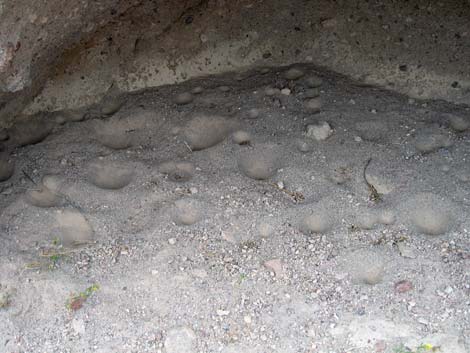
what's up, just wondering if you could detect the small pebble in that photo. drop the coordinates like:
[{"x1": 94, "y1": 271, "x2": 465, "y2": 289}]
[
  {"x1": 305, "y1": 121, "x2": 333, "y2": 141},
  {"x1": 394, "y1": 280, "x2": 413, "y2": 293}
]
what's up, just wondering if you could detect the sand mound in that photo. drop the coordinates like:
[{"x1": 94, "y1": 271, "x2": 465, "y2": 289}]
[
  {"x1": 448, "y1": 114, "x2": 469, "y2": 132},
  {"x1": 414, "y1": 131, "x2": 453, "y2": 153},
  {"x1": 95, "y1": 120, "x2": 133, "y2": 150},
  {"x1": 238, "y1": 146, "x2": 281, "y2": 180},
  {"x1": 346, "y1": 250, "x2": 385, "y2": 285},
  {"x1": 183, "y1": 114, "x2": 235, "y2": 150},
  {"x1": 300, "y1": 211, "x2": 333, "y2": 234},
  {"x1": 88, "y1": 161, "x2": 134, "y2": 189},
  {"x1": 172, "y1": 198, "x2": 203, "y2": 225},
  {"x1": 304, "y1": 97, "x2": 322, "y2": 112},
  {"x1": 25, "y1": 182, "x2": 62, "y2": 208},
  {"x1": 9, "y1": 120, "x2": 52, "y2": 147},
  {"x1": 405, "y1": 193, "x2": 456, "y2": 235}
]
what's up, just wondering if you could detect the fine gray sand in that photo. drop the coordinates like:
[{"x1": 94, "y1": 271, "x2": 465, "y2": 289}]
[{"x1": 0, "y1": 64, "x2": 469, "y2": 353}]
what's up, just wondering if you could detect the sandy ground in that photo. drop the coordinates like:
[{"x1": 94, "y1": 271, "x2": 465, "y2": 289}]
[{"x1": 0, "y1": 64, "x2": 469, "y2": 353}]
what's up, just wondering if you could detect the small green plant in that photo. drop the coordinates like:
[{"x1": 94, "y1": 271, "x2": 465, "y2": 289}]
[
  {"x1": 66, "y1": 284, "x2": 100, "y2": 311},
  {"x1": 417, "y1": 344, "x2": 440, "y2": 353},
  {"x1": 237, "y1": 273, "x2": 247, "y2": 284},
  {"x1": 47, "y1": 253, "x2": 64, "y2": 270},
  {"x1": 393, "y1": 343, "x2": 440, "y2": 353}
]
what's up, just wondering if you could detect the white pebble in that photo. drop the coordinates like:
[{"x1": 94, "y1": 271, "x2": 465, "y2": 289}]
[{"x1": 305, "y1": 121, "x2": 333, "y2": 141}]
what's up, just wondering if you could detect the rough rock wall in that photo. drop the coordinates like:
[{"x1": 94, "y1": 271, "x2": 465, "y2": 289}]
[
  {"x1": 1, "y1": 0, "x2": 470, "y2": 126},
  {"x1": 0, "y1": 0, "x2": 201, "y2": 127}
]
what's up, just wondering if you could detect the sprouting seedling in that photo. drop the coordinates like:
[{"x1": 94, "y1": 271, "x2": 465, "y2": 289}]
[{"x1": 66, "y1": 284, "x2": 100, "y2": 311}]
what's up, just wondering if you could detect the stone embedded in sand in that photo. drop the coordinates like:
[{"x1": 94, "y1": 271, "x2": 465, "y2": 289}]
[
  {"x1": 0, "y1": 157, "x2": 14, "y2": 182},
  {"x1": 264, "y1": 87, "x2": 280, "y2": 96},
  {"x1": 448, "y1": 114, "x2": 469, "y2": 132},
  {"x1": 182, "y1": 114, "x2": 235, "y2": 150},
  {"x1": 406, "y1": 193, "x2": 455, "y2": 235},
  {"x1": 259, "y1": 67, "x2": 270, "y2": 74},
  {"x1": 304, "y1": 97, "x2": 322, "y2": 112},
  {"x1": 306, "y1": 121, "x2": 333, "y2": 141},
  {"x1": 284, "y1": 67, "x2": 305, "y2": 80},
  {"x1": 174, "y1": 92, "x2": 194, "y2": 105},
  {"x1": 172, "y1": 198, "x2": 203, "y2": 226},
  {"x1": 414, "y1": 131, "x2": 453, "y2": 153},
  {"x1": 305, "y1": 75, "x2": 323, "y2": 88},
  {"x1": 281, "y1": 88, "x2": 291, "y2": 95},
  {"x1": 355, "y1": 120, "x2": 388, "y2": 142},
  {"x1": 232, "y1": 130, "x2": 251, "y2": 145},
  {"x1": 88, "y1": 161, "x2": 134, "y2": 189},
  {"x1": 159, "y1": 161, "x2": 194, "y2": 182},
  {"x1": 304, "y1": 88, "x2": 320, "y2": 98},
  {"x1": 300, "y1": 212, "x2": 333, "y2": 234},
  {"x1": 56, "y1": 210, "x2": 93, "y2": 246},
  {"x1": 348, "y1": 250, "x2": 385, "y2": 285},
  {"x1": 238, "y1": 147, "x2": 280, "y2": 180},
  {"x1": 164, "y1": 326, "x2": 197, "y2": 353},
  {"x1": 218, "y1": 85, "x2": 231, "y2": 92},
  {"x1": 25, "y1": 182, "x2": 62, "y2": 208},
  {"x1": 247, "y1": 108, "x2": 260, "y2": 119},
  {"x1": 9, "y1": 121, "x2": 52, "y2": 147},
  {"x1": 191, "y1": 86, "x2": 204, "y2": 94}
]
